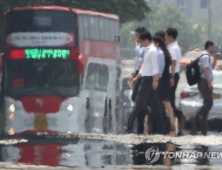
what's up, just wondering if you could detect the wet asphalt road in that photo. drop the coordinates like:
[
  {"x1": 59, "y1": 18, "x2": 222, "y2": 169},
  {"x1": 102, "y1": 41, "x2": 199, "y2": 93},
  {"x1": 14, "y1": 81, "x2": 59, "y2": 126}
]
[
  {"x1": 0, "y1": 62, "x2": 221, "y2": 169},
  {"x1": 1, "y1": 133, "x2": 222, "y2": 169}
]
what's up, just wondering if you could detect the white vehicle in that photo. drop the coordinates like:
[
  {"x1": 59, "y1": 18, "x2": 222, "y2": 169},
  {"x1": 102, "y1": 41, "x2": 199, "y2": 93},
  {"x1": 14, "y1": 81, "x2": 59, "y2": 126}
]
[{"x1": 179, "y1": 70, "x2": 222, "y2": 120}]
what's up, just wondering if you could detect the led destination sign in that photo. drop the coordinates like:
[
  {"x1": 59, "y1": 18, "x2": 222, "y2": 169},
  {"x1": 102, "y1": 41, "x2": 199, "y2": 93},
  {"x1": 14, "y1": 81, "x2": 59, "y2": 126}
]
[{"x1": 25, "y1": 49, "x2": 71, "y2": 59}]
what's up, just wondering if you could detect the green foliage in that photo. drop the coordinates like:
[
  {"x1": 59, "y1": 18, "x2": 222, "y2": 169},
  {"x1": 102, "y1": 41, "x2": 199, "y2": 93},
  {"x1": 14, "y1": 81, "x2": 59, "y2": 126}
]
[
  {"x1": 0, "y1": 0, "x2": 150, "y2": 23},
  {"x1": 120, "y1": 3, "x2": 206, "y2": 59}
]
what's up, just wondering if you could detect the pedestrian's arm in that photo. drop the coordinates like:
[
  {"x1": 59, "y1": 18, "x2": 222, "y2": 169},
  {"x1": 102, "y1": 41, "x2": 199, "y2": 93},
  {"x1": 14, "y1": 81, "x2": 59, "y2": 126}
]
[
  {"x1": 138, "y1": 47, "x2": 144, "y2": 58},
  {"x1": 138, "y1": 51, "x2": 146, "y2": 77},
  {"x1": 135, "y1": 73, "x2": 141, "y2": 80},
  {"x1": 212, "y1": 53, "x2": 221, "y2": 69},
  {"x1": 170, "y1": 48, "x2": 177, "y2": 76},
  {"x1": 131, "y1": 73, "x2": 141, "y2": 87},
  {"x1": 171, "y1": 60, "x2": 176, "y2": 77},
  {"x1": 150, "y1": 51, "x2": 160, "y2": 82},
  {"x1": 153, "y1": 74, "x2": 160, "y2": 83},
  {"x1": 212, "y1": 57, "x2": 217, "y2": 69}
]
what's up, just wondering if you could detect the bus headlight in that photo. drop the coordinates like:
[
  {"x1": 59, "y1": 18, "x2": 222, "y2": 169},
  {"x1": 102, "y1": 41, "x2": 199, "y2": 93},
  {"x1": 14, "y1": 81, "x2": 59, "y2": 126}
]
[
  {"x1": 67, "y1": 104, "x2": 74, "y2": 112},
  {"x1": 9, "y1": 104, "x2": 15, "y2": 112}
]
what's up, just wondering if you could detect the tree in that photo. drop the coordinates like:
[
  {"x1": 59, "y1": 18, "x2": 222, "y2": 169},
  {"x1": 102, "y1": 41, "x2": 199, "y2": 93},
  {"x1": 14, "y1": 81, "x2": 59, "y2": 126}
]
[
  {"x1": 152, "y1": 5, "x2": 203, "y2": 54},
  {"x1": 0, "y1": 0, "x2": 150, "y2": 23},
  {"x1": 120, "y1": 3, "x2": 205, "y2": 59}
]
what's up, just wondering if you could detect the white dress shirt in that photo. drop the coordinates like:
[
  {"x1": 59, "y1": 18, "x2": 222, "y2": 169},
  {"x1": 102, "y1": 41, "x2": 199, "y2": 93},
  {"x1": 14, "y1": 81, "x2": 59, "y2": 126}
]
[
  {"x1": 134, "y1": 44, "x2": 145, "y2": 73},
  {"x1": 199, "y1": 50, "x2": 213, "y2": 81},
  {"x1": 167, "y1": 41, "x2": 181, "y2": 73},
  {"x1": 157, "y1": 48, "x2": 165, "y2": 76},
  {"x1": 139, "y1": 44, "x2": 159, "y2": 76}
]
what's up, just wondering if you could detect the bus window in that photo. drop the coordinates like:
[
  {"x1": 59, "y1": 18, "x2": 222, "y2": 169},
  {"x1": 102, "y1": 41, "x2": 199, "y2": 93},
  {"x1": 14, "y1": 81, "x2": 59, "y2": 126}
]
[
  {"x1": 85, "y1": 63, "x2": 109, "y2": 91},
  {"x1": 108, "y1": 19, "x2": 113, "y2": 41},
  {"x1": 114, "y1": 21, "x2": 119, "y2": 37},
  {"x1": 104, "y1": 18, "x2": 110, "y2": 41},
  {"x1": 110, "y1": 19, "x2": 116, "y2": 42},
  {"x1": 6, "y1": 10, "x2": 76, "y2": 33},
  {"x1": 11, "y1": 66, "x2": 25, "y2": 88},
  {"x1": 94, "y1": 17, "x2": 100, "y2": 40},
  {"x1": 89, "y1": 16, "x2": 95, "y2": 40},
  {"x1": 83, "y1": 15, "x2": 89, "y2": 39},
  {"x1": 79, "y1": 15, "x2": 84, "y2": 42},
  {"x1": 99, "y1": 64, "x2": 109, "y2": 89},
  {"x1": 5, "y1": 60, "x2": 80, "y2": 97},
  {"x1": 99, "y1": 17, "x2": 105, "y2": 41},
  {"x1": 55, "y1": 64, "x2": 77, "y2": 87}
]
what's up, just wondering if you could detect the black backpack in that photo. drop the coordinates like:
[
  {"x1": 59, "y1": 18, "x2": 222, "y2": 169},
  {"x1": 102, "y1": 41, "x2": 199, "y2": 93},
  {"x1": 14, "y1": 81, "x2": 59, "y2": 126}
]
[{"x1": 185, "y1": 54, "x2": 210, "y2": 86}]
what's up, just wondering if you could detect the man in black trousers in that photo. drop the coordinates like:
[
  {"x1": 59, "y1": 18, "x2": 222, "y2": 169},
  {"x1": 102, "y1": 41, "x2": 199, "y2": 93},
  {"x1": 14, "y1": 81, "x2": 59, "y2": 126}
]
[
  {"x1": 165, "y1": 28, "x2": 185, "y2": 136},
  {"x1": 127, "y1": 31, "x2": 165, "y2": 134},
  {"x1": 130, "y1": 27, "x2": 152, "y2": 134}
]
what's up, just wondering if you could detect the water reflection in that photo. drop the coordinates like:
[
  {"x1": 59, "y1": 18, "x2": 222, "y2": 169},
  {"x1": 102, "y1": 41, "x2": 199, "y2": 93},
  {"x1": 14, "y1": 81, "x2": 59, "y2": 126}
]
[
  {"x1": 0, "y1": 137, "x2": 221, "y2": 168},
  {"x1": 0, "y1": 140, "x2": 132, "y2": 167}
]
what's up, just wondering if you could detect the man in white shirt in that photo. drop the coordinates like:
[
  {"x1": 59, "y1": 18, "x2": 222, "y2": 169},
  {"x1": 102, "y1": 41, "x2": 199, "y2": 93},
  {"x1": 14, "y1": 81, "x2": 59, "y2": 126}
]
[
  {"x1": 134, "y1": 27, "x2": 146, "y2": 75},
  {"x1": 131, "y1": 27, "x2": 147, "y2": 101},
  {"x1": 165, "y1": 27, "x2": 185, "y2": 136},
  {"x1": 191, "y1": 41, "x2": 220, "y2": 135},
  {"x1": 127, "y1": 31, "x2": 165, "y2": 134},
  {"x1": 130, "y1": 27, "x2": 151, "y2": 134}
]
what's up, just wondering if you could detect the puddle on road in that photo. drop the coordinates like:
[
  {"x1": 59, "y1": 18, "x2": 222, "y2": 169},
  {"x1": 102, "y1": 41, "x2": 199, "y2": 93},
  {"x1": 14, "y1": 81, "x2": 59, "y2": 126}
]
[{"x1": 0, "y1": 134, "x2": 222, "y2": 169}]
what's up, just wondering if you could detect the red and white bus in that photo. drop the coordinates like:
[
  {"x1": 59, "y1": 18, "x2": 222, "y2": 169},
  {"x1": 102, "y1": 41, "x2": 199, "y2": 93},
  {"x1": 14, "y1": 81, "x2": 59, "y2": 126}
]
[{"x1": 1, "y1": 6, "x2": 121, "y2": 136}]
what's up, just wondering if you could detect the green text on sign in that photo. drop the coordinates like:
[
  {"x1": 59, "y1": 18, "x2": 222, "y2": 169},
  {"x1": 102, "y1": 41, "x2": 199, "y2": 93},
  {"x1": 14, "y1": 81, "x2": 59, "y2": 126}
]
[{"x1": 25, "y1": 49, "x2": 71, "y2": 59}]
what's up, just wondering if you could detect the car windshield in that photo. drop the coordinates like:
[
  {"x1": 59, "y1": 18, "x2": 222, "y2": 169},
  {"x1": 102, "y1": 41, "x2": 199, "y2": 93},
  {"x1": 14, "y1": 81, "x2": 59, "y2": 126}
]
[
  {"x1": 185, "y1": 52, "x2": 201, "y2": 58},
  {"x1": 5, "y1": 60, "x2": 80, "y2": 98}
]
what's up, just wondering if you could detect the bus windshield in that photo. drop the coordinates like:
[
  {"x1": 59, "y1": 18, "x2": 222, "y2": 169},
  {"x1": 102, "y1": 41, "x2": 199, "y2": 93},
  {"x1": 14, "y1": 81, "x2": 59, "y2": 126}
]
[
  {"x1": 5, "y1": 60, "x2": 80, "y2": 97},
  {"x1": 5, "y1": 10, "x2": 77, "y2": 33}
]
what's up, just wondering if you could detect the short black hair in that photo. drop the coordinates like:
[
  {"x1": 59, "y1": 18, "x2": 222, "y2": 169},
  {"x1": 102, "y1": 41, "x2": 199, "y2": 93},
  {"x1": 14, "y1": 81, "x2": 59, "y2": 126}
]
[
  {"x1": 140, "y1": 27, "x2": 147, "y2": 33},
  {"x1": 205, "y1": 41, "x2": 214, "y2": 50},
  {"x1": 135, "y1": 27, "x2": 147, "y2": 34},
  {"x1": 139, "y1": 31, "x2": 152, "y2": 42},
  {"x1": 152, "y1": 35, "x2": 163, "y2": 43},
  {"x1": 155, "y1": 31, "x2": 165, "y2": 40},
  {"x1": 135, "y1": 27, "x2": 142, "y2": 33},
  {"x1": 166, "y1": 27, "x2": 178, "y2": 39}
]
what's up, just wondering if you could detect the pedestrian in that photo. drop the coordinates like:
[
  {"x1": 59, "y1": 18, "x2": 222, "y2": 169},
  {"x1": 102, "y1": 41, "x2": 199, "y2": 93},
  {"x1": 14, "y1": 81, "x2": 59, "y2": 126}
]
[
  {"x1": 155, "y1": 31, "x2": 165, "y2": 41},
  {"x1": 129, "y1": 27, "x2": 152, "y2": 134},
  {"x1": 127, "y1": 31, "x2": 165, "y2": 134},
  {"x1": 132, "y1": 27, "x2": 147, "y2": 77},
  {"x1": 131, "y1": 27, "x2": 147, "y2": 101},
  {"x1": 191, "y1": 41, "x2": 220, "y2": 135},
  {"x1": 154, "y1": 31, "x2": 172, "y2": 135},
  {"x1": 152, "y1": 35, "x2": 176, "y2": 136},
  {"x1": 165, "y1": 28, "x2": 185, "y2": 136}
]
